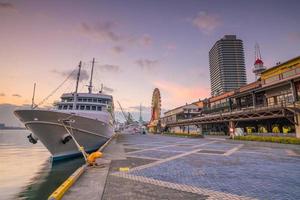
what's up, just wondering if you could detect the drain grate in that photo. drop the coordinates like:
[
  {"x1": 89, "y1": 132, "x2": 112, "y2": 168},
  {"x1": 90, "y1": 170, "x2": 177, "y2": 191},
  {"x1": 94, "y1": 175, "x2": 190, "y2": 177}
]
[
  {"x1": 197, "y1": 150, "x2": 225, "y2": 154},
  {"x1": 124, "y1": 148, "x2": 141, "y2": 153},
  {"x1": 176, "y1": 144, "x2": 194, "y2": 147}
]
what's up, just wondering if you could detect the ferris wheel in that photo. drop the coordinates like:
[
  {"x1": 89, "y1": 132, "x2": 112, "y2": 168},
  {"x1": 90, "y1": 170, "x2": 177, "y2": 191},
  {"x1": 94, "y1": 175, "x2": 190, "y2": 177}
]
[{"x1": 150, "y1": 88, "x2": 161, "y2": 122}]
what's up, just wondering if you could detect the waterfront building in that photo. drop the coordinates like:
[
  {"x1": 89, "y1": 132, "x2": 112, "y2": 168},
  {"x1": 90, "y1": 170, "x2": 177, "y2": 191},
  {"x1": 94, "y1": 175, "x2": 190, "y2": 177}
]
[
  {"x1": 161, "y1": 103, "x2": 202, "y2": 133},
  {"x1": 209, "y1": 35, "x2": 247, "y2": 96},
  {"x1": 163, "y1": 55, "x2": 300, "y2": 138}
]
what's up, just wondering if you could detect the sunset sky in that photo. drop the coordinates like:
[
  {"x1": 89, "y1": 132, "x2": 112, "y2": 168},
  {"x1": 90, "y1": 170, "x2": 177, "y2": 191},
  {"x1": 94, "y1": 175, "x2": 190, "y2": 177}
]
[{"x1": 0, "y1": 0, "x2": 300, "y2": 124}]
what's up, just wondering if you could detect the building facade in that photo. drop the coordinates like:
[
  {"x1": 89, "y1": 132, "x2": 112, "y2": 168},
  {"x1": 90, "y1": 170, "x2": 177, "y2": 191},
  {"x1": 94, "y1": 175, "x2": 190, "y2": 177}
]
[
  {"x1": 209, "y1": 35, "x2": 247, "y2": 96},
  {"x1": 163, "y1": 56, "x2": 300, "y2": 138}
]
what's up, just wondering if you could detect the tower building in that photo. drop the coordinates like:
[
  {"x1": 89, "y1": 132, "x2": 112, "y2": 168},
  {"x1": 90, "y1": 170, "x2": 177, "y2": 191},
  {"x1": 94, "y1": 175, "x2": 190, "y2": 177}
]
[
  {"x1": 209, "y1": 35, "x2": 247, "y2": 96},
  {"x1": 252, "y1": 43, "x2": 266, "y2": 79}
]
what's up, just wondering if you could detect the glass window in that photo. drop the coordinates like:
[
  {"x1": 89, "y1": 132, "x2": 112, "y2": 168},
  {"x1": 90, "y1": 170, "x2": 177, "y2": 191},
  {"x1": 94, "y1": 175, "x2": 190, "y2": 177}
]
[
  {"x1": 87, "y1": 98, "x2": 92, "y2": 102},
  {"x1": 78, "y1": 98, "x2": 82, "y2": 102},
  {"x1": 92, "y1": 106, "x2": 96, "y2": 110},
  {"x1": 265, "y1": 75, "x2": 280, "y2": 84},
  {"x1": 58, "y1": 105, "x2": 62, "y2": 110},
  {"x1": 282, "y1": 70, "x2": 296, "y2": 79},
  {"x1": 86, "y1": 106, "x2": 90, "y2": 110},
  {"x1": 83, "y1": 98, "x2": 87, "y2": 102},
  {"x1": 63, "y1": 105, "x2": 68, "y2": 110},
  {"x1": 76, "y1": 105, "x2": 79, "y2": 110},
  {"x1": 93, "y1": 98, "x2": 97, "y2": 102},
  {"x1": 80, "y1": 105, "x2": 85, "y2": 110},
  {"x1": 97, "y1": 106, "x2": 102, "y2": 111}
]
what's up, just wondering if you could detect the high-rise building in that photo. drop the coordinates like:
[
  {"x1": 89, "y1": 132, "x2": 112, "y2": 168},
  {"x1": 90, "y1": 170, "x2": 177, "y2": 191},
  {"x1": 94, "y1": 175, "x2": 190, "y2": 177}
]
[{"x1": 209, "y1": 35, "x2": 247, "y2": 96}]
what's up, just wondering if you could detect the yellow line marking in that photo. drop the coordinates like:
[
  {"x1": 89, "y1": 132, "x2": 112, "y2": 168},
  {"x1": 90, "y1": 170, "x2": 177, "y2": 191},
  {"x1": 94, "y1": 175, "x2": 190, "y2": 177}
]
[{"x1": 48, "y1": 165, "x2": 86, "y2": 200}]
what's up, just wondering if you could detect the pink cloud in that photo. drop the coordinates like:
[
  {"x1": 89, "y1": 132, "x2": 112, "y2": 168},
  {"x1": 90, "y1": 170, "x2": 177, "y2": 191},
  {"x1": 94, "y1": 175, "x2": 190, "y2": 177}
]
[
  {"x1": 191, "y1": 11, "x2": 221, "y2": 34},
  {"x1": 153, "y1": 80, "x2": 210, "y2": 108}
]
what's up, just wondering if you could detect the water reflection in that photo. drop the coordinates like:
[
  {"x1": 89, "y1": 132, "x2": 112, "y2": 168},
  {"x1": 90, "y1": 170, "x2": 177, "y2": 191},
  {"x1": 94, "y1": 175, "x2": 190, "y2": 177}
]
[
  {"x1": 0, "y1": 130, "x2": 84, "y2": 200},
  {"x1": 17, "y1": 158, "x2": 84, "y2": 200}
]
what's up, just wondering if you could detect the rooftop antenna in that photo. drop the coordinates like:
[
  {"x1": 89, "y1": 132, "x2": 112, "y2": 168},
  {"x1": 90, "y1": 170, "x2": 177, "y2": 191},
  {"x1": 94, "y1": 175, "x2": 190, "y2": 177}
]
[
  {"x1": 88, "y1": 58, "x2": 95, "y2": 94},
  {"x1": 31, "y1": 83, "x2": 36, "y2": 109},
  {"x1": 73, "y1": 61, "x2": 82, "y2": 110}
]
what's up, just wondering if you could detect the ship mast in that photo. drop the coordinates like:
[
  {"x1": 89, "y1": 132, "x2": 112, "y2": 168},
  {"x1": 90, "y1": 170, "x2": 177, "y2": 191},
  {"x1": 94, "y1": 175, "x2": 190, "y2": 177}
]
[
  {"x1": 88, "y1": 58, "x2": 95, "y2": 94},
  {"x1": 73, "y1": 61, "x2": 82, "y2": 110},
  {"x1": 31, "y1": 83, "x2": 36, "y2": 109}
]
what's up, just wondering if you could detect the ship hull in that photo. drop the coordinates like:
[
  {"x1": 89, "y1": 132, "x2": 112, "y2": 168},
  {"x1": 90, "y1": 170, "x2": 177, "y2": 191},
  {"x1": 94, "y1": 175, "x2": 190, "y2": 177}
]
[{"x1": 14, "y1": 109, "x2": 114, "y2": 160}]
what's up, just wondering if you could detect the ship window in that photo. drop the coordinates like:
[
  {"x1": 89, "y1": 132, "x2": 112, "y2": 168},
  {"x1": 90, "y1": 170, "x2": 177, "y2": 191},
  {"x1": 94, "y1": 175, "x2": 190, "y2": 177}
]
[
  {"x1": 92, "y1": 106, "x2": 96, "y2": 110},
  {"x1": 63, "y1": 105, "x2": 68, "y2": 110},
  {"x1": 80, "y1": 105, "x2": 85, "y2": 110},
  {"x1": 97, "y1": 106, "x2": 102, "y2": 111},
  {"x1": 88, "y1": 98, "x2": 92, "y2": 102},
  {"x1": 86, "y1": 106, "x2": 91, "y2": 110}
]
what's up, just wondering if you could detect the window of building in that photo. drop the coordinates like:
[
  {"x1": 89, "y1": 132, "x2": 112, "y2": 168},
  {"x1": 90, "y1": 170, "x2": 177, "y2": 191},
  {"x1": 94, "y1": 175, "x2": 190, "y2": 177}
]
[
  {"x1": 282, "y1": 70, "x2": 296, "y2": 79},
  {"x1": 80, "y1": 105, "x2": 85, "y2": 110},
  {"x1": 97, "y1": 106, "x2": 102, "y2": 111},
  {"x1": 63, "y1": 105, "x2": 68, "y2": 110},
  {"x1": 86, "y1": 105, "x2": 90, "y2": 110},
  {"x1": 92, "y1": 106, "x2": 96, "y2": 111},
  {"x1": 265, "y1": 75, "x2": 280, "y2": 84},
  {"x1": 58, "y1": 105, "x2": 62, "y2": 110},
  {"x1": 87, "y1": 98, "x2": 92, "y2": 102},
  {"x1": 83, "y1": 98, "x2": 87, "y2": 102}
]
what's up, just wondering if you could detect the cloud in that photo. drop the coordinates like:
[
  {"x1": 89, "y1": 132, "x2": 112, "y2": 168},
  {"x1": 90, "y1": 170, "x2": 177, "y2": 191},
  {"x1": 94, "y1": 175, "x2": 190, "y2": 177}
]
[
  {"x1": 111, "y1": 46, "x2": 124, "y2": 54},
  {"x1": 78, "y1": 21, "x2": 154, "y2": 50},
  {"x1": 98, "y1": 64, "x2": 120, "y2": 73},
  {"x1": 102, "y1": 86, "x2": 114, "y2": 93},
  {"x1": 153, "y1": 80, "x2": 210, "y2": 107},
  {"x1": 0, "y1": 93, "x2": 5, "y2": 97},
  {"x1": 79, "y1": 21, "x2": 121, "y2": 42},
  {"x1": 165, "y1": 43, "x2": 177, "y2": 51},
  {"x1": 139, "y1": 35, "x2": 152, "y2": 47},
  {"x1": 191, "y1": 11, "x2": 221, "y2": 34},
  {"x1": 51, "y1": 69, "x2": 89, "y2": 82},
  {"x1": 135, "y1": 59, "x2": 159, "y2": 71},
  {"x1": 0, "y1": 2, "x2": 16, "y2": 12},
  {"x1": 288, "y1": 32, "x2": 300, "y2": 41},
  {"x1": 12, "y1": 94, "x2": 22, "y2": 98}
]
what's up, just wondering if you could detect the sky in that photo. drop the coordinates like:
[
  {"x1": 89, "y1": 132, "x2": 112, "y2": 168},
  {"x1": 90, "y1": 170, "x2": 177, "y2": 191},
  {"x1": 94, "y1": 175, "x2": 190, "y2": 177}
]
[{"x1": 0, "y1": 0, "x2": 300, "y2": 125}]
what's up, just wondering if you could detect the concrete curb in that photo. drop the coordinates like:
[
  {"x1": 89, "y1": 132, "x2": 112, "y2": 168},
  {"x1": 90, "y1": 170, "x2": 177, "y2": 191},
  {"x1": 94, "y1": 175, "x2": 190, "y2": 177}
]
[
  {"x1": 48, "y1": 165, "x2": 87, "y2": 200},
  {"x1": 48, "y1": 133, "x2": 118, "y2": 200}
]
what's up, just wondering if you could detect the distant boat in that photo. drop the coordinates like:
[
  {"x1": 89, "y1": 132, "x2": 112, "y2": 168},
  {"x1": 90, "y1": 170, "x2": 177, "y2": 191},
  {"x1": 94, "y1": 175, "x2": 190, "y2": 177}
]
[{"x1": 14, "y1": 59, "x2": 115, "y2": 160}]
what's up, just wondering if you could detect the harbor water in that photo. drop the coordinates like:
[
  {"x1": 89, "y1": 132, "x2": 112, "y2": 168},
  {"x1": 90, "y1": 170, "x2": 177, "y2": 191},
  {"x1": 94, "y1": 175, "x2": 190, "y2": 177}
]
[{"x1": 0, "y1": 130, "x2": 84, "y2": 200}]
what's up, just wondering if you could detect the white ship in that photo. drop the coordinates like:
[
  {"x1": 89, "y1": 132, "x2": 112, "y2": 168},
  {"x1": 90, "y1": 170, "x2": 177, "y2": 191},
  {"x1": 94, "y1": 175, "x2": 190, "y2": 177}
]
[{"x1": 14, "y1": 59, "x2": 115, "y2": 160}]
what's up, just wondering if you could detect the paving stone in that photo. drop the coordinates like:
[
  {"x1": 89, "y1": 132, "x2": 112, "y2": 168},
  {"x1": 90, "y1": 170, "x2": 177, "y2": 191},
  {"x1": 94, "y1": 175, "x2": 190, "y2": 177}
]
[{"x1": 103, "y1": 134, "x2": 300, "y2": 200}]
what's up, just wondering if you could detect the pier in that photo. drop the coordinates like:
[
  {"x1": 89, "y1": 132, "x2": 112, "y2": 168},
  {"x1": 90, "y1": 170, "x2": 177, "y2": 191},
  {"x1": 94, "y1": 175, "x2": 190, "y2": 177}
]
[{"x1": 51, "y1": 132, "x2": 300, "y2": 200}]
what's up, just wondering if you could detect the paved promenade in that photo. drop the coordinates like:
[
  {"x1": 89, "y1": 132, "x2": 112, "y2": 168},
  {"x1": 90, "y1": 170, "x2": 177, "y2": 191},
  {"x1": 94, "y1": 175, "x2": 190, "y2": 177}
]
[{"x1": 101, "y1": 133, "x2": 300, "y2": 200}]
